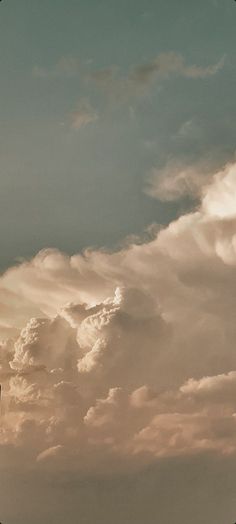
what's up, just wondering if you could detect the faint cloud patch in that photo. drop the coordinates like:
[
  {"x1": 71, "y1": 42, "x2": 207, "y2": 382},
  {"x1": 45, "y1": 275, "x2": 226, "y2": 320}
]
[
  {"x1": 145, "y1": 160, "x2": 212, "y2": 202},
  {"x1": 32, "y1": 56, "x2": 80, "y2": 79},
  {"x1": 89, "y1": 52, "x2": 225, "y2": 103},
  {"x1": 175, "y1": 119, "x2": 202, "y2": 140},
  {"x1": 70, "y1": 99, "x2": 98, "y2": 130}
]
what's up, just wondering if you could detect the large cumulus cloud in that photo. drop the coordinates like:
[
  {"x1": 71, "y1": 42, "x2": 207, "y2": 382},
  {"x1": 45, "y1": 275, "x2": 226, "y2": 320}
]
[{"x1": 1, "y1": 163, "x2": 236, "y2": 473}]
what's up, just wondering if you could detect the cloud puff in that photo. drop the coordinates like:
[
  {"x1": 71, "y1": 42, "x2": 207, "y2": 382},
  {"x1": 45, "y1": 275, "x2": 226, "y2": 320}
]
[
  {"x1": 145, "y1": 153, "x2": 236, "y2": 204},
  {"x1": 145, "y1": 160, "x2": 209, "y2": 201},
  {"x1": 1, "y1": 163, "x2": 236, "y2": 473}
]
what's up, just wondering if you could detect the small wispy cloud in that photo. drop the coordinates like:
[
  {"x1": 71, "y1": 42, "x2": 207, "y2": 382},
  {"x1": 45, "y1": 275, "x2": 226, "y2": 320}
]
[
  {"x1": 89, "y1": 52, "x2": 225, "y2": 102},
  {"x1": 70, "y1": 99, "x2": 98, "y2": 130},
  {"x1": 145, "y1": 159, "x2": 212, "y2": 202}
]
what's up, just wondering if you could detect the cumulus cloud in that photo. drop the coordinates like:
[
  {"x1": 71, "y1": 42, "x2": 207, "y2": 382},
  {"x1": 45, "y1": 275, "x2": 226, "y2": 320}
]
[{"x1": 1, "y1": 163, "x2": 236, "y2": 473}]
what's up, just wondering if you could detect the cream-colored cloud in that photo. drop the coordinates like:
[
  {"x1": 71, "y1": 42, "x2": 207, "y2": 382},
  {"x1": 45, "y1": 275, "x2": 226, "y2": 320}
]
[
  {"x1": 1, "y1": 162, "x2": 236, "y2": 473},
  {"x1": 202, "y1": 164, "x2": 236, "y2": 219},
  {"x1": 145, "y1": 157, "x2": 216, "y2": 202},
  {"x1": 37, "y1": 445, "x2": 64, "y2": 462}
]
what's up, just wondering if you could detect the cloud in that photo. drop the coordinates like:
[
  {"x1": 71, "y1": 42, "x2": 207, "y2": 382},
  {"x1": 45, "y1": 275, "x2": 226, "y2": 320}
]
[
  {"x1": 202, "y1": 164, "x2": 236, "y2": 219},
  {"x1": 130, "y1": 52, "x2": 224, "y2": 82},
  {"x1": 70, "y1": 99, "x2": 98, "y2": 130},
  {"x1": 1, "y1": 163, "x2": 236, "y2": 473},
  {"x1": 37, "y1": 445, "x2": 64, "y2": 462},
  {"x1": 90, "y1": 53, "x2": 224, "y2": 102},
  {"x1": 33, "y1": 52, "x2": 224, "y2": 88},
  {"x1": 145, "y1": 160, "x2": 212, "y2": 201}
]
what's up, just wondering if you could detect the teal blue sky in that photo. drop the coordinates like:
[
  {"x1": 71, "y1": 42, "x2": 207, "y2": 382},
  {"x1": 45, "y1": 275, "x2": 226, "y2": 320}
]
[{"x1": 0, "y1": 0, "x2": 235, "y2": 268}]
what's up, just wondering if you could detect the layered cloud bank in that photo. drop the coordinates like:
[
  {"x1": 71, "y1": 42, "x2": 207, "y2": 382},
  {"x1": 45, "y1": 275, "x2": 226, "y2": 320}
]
[{"x1": 1, "y1": 164, "x2": 236, "y2": 473}]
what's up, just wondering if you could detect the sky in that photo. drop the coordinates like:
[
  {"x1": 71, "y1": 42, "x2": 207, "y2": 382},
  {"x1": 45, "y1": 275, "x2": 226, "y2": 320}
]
[
  {"x1": 0, "y1": 0, "x2": 235, "y2": 267},
  {"x1": 1, "y1": 1, "x2": 236, "y2": 524}
]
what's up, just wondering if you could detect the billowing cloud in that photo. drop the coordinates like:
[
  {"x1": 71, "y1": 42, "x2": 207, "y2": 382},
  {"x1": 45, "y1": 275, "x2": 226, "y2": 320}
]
[{"x1": 1, "y1": 163, "x2": 236, "y2": 473}]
